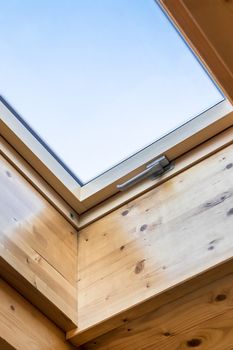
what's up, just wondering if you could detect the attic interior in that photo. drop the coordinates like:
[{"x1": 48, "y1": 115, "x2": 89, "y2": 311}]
[{"x1": 0, "y1": 0, "x2": 233, "y2": 349}]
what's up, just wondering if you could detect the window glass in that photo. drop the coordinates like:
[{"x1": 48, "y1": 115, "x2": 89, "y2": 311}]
[{"x1": 0, "y1": 0, "x2": 223, "y2": 184}]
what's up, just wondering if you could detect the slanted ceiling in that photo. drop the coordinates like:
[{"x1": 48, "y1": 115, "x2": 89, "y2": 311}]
[{"x1": 0, "y1": 1, "x2": 233, "y2": 350}]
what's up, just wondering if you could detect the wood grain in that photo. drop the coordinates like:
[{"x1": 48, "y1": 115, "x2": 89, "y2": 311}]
[
  {"x1": 71, "y1": 143, "x2": 233, "y2": 344},
  {"x1": 80, "y1": 270, "x2": 233, "y2": 349},
  {"x1": 0, "y1": 154, "x2": 78, "y2": 330},
  {"x1": 0, "y1": 278, "x2": 75, "y2": 350}
]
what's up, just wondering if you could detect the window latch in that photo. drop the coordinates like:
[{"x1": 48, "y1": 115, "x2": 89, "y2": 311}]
[{"x1": 117, "y1": 156, "x2": 173, "y2": 191}]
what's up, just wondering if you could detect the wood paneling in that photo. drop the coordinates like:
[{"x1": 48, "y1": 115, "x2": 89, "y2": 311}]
[
  {"x1": 80, "y1": 268, "x2": 233, "y2": 350},
  {"x1": 161, "y1": 0, "x2": 233, "y2": 103},
  {"x1": 0, "y1": 278, "x2": 75, "y2": 350},
  {"x1": 71, "y1": 143, "x2": 233, "y2": 344},
  {"x1": 0, "y1": 154, "x2": 78, "y2": 330}
]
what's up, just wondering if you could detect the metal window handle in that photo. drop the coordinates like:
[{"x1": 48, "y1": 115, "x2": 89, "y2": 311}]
[{"x1": 116, "y1": 156, "x2": 173, "y2": 191}]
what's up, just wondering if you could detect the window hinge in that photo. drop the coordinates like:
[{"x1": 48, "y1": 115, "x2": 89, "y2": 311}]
[{"x1": 117, "y1": 156, "x2": 173, "y2": 191}]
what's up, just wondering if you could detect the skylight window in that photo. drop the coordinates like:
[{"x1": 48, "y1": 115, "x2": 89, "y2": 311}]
[{"x1": 0, "y1": 0, "x2": 223, "y2": 184}]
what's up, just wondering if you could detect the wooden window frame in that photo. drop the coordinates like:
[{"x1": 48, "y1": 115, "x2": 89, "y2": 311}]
[{"x1": 1, "y1": 0, "x2": 233, "y2": 228}]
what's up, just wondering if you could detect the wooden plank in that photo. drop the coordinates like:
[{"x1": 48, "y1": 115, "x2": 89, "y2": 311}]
[
  {"x1": 0, "y1": 154, "x2": 77, "y2": 283},
  {"x1": 78, "y1": 267, "x2": 233, "y2": 349},
  {"x1": 0, "y1": 136, "x2": 79, "y2": 228},
  {"x1": 68, "y1": 259, "x2": 233, "y2": 346},
  {"x1": 0, "y1": 278, "x2": 75, "y2": 350},
  {"x1": 160, "y1": 0, "x2": 233, "y2": 103},
  {"x1": 69, "y1": 143, "x2": 233, "y2": 344},
  {"x1": 0, "y1": 155, "x2": 78, "y2": 330},
  {"x1": 141, "y1": 310, "x2": 233, "y2": 350},
  {"x1": 0, "y1": 255, "x2": 76, "y2": 332}
]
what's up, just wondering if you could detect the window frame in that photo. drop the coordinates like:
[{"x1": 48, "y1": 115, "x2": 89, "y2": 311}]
[
  {"x1": 1, "y1": 0, "x2": 233, "y2": 225},
  {"x1": 1, "y1": 97, "x2": 232, "y2": 214}
]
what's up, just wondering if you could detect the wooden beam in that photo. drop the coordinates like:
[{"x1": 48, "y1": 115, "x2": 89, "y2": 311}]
[
  {"x1": 0, "y1": 279, "x2": 75, "y2": 350},
  {"x1": 0, "y1": 154, "x2": 78, "y2": 331},
  {"x1": 76, "y1": 263, "x2": 233, "y2": 349},
  {"x1": 0, "y1": 256, "x2": 76, "y2": 332}
]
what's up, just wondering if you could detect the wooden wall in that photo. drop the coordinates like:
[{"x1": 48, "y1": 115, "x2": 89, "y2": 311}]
[
  {"x1": 71, "y1": 142, "x2": 233, "y2": 345},
  {"x1": 1, "y1": 135, "x2": 233, "y2": 349},
  {"x1": 0, "y1": 153, "x2": 78, "y2": 331},
  {"x1": 0, "y1": 278, "x2": 75, "y2": 350},
  {"x1": 81, "y1": 265, "x2": 233, "y2": 350}
]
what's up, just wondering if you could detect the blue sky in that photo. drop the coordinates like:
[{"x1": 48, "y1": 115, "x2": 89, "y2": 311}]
[{"x1": 0, "y1": 0, "x2": 223, "y2": 183}]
